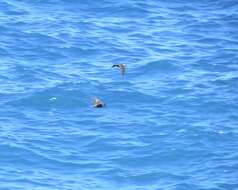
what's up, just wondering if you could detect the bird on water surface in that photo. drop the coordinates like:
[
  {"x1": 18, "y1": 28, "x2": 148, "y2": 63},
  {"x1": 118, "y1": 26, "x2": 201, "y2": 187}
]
[
  {"x1": 92, "y1": 97, "x2": 105, "y2": 108},
  {"x1": 112, "y1": 64, "x2": 126, "y2": 75}
]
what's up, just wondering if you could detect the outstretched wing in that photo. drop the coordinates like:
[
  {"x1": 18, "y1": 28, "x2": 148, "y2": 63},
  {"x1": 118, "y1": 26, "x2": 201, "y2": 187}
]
[{"x1": 112, "y1": 64, "x2": 120, "y2": 68}]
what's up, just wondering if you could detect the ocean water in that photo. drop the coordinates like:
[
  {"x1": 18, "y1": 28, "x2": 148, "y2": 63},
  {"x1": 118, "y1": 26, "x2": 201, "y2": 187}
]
[{"x1": 0, "y1": 0, "x2": 238, "y2": 189}]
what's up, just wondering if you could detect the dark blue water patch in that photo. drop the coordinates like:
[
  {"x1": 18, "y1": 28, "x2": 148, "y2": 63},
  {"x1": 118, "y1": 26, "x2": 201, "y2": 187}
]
[
  {"x1": 21, "y1": 32, "x2": 63, "y2": 45},
  {"x1": 214, "y1": 0, "x2": 238, "y2": 10},
  {"x1": 0, "y1": 144, "x2": 100, "y2": 178},
  {"x1": 221, "y1": 15, "x2": 238, "y2": 27},
  {"x1": 217, "y1": 183, "x2": 238, "y2": 190},
  {"x1": 136, "y1": 59, "x2": 181, "y2": 76},
  {"x1": 6, "y1": 86, "x2": 91, "y2": 111},
  {"x1": 0, "y1": 1, "x2": 28, "y2": 15}
]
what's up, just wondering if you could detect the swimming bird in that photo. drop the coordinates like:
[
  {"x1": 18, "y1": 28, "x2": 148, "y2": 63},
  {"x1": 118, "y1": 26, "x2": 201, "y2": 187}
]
[
  {"x1": 112, "y1": 64, "x2": 126, "y2": 75},
  {"x1": 92, "y1": 97, "x2": 105, "y2": 108}
]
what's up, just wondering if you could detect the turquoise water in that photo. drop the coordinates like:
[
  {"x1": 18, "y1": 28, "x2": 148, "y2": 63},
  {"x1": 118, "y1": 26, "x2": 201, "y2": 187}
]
[{"x1": 0, "y1": 0, "x2": 238, "y2": 189}]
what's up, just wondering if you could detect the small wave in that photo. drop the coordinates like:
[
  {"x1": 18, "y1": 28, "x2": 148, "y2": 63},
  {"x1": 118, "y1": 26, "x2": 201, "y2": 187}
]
[{"x1": 136, "y1": 60, "x2": 181, "y2": 76}]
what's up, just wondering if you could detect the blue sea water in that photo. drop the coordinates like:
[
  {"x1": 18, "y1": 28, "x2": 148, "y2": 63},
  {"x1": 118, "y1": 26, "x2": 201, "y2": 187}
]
[{"x1": 0, "y1": 0, "x2": 238, "y2": 189}]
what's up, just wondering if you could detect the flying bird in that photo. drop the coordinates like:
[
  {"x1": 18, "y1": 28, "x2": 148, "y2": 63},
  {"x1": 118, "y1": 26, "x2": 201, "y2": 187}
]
[
  {"x1": 92, "y1": 97, "x2": 105, "y2": 108},
  {"x1": 112, "y1": 64, "x2": 126, "y2": 75}
]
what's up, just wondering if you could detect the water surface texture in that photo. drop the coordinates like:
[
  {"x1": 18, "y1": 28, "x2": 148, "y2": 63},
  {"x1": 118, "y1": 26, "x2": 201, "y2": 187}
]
[{"x1": 0, "y1": 0, "x2": 238, "y2": 189}]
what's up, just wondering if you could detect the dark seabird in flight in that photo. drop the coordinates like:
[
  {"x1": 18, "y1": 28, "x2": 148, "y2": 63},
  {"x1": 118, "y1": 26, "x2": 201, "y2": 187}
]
[{"x1": 112, "y1": 64, "x2": 126, "y2": 75}]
